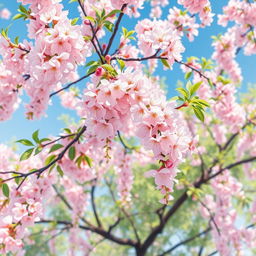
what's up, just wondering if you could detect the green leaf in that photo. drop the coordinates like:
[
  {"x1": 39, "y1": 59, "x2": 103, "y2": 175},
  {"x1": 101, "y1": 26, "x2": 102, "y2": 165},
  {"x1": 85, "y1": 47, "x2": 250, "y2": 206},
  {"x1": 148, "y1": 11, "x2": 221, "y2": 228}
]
[
  {"x1": 85, "y1": 60, "x2": 98, "y2": 67},
  {"x1": 44, "y1": 155, "x2": 56, "y2": 166},
  {"x1": 102, "y1": 64, "x2": 117, "y2": 75},
  {"x1": 84, "y1": 155, "x2": 92, "y2": 168},
  {"x1": 34, "y1": 146, "x2": 43, "y2": 155},
  {"x1": 71, "y1": 17, "x2": 79, "y2": 25},
  {"x1": 49, "y1": 144, "x2": 64, "y2": 153},
  {"x1": 14, "y1": 176, "x2": 21, "y2": 185},
  {"x1": 193, "y1": 107, "x2": 205, "y2": 122},
  {"x1": 2, "y1": 183, "x2": 9, "y2": 198},
  {"x1": 102, "y1": 64, "x2": 115, "y2": 72},
  {"x1": 101, "y1": 9, "x2": 106, "y2": 18},
  {"x1": 75, "y1": 155, "x2": 83, "y2": 168},
  {"x1": 83, "y1": 35, "x2": 92, "y2": 41},
  {"x1": 185, "y1": 71, "x2": 192, "y2": 80},
  {"x1": 57, "y1": 165, "x2": 64, "y2": 177},
  {"x1": 105, "y1": 9, "x2": 121, "y2": 19},
  {"x1": 40, "y1": 138, "x2": 51, "y2": 143},
  {"x1": 12, "y1": 13, "x2": 25, "y2": 20},
  {"x1": 32, "y1": 130, "x2": 40, "y2": 144},
  {"x1": 87, "y1": 64, "x2": 99, "y2": 75},
  {"x1": 20, "y1": 148, "x2": 34, "y2": 161},
  {"x1": 19, "y1": 4, "x2": 28, "y2": 14},
  {"x1": 16, "y1": 139, "x2": 34, "y2": 147},
  {"x1": 160, "y1": 59, "x2": 170, "y2": 69},
  {"x1": 14, "y1": 36, "x2": 19, "y2": 45},
  {"x1": 63, "y1": 128, "x2": 72, "y2": 134},
  {"x1": 84, "y1": 16, "x2": 95, "y2": 23},
  {"x1": 122, "y1": 27, "x2": 128, "y2": 36},
  {"x1": 189, "y1": 82, "x2": 202, "y2": 96},
  {"x1": 176, "y1": 87, "x2": 189, "y2": 98},
  {"x1": 126, "y1": 30, "x2": 135, "y2": 38},
  {"x1": 68, "y1": 146, "x2": 76, "y2": 160},
  {"x1": 197, "y1": 99, "x2": 210, "y2": 107},
  {"x1": 117, "y1": 59, "x2": 125, "y2": 71},
  {"x1": 49, "y1": 163, "x2": 56, "y2": 174},
  {"x1": 104, "y1": 20, "x2": 114, "y2": 32}
]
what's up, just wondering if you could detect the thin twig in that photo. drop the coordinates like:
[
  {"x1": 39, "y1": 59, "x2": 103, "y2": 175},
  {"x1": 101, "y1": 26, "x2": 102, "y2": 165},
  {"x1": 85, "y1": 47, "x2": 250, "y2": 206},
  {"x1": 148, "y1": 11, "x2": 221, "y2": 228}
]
[
  {"x1": 158, "y1": 227, "x2": 211, "y2": 256},
  {"x1": 2, "y1": 126, "x2": 87, "y2": 188},
  {"x1": 50, "y1": 72, "x2": 95, "y2": 97},
  {"x1": 91, "y1": 181, "x2": 102, "y2": 227},
  {"x1": 77, "y1": 0, "x2": 104, "y2": 62},
  {"x1": 104, "y1": 4, "x2": 127, "y2": 56}
]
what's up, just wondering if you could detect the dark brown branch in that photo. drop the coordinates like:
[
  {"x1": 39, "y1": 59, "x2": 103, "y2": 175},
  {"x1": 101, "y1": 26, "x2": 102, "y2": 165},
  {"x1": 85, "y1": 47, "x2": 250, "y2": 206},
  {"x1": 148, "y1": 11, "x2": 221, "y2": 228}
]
[
  {"x1": 158, "y1": 227, "x2": 211, "y2": 256},
  {"x1": 104, "y1": 4, "x2": 128, "y2": 56},
  {"x1": 198, "y1": 200, "x2": 220, "y2": 235},
  {"x1": 53, "y1": 185, "x2": 73, "y2": 210},
  {"x1": 108, "y1": 216, "x2": 122, "y2": 233},
  {"x1": 117, "y1": 130, "x2": 134, "y2": 152},
  {"x1": 112, "y1": 53, "x2": 213, "y2": 85},
  {"x1": 138, "y1": 152, "x2": 256, "y2": 255},
  {"x1": 37, "y1": 219, "x2": 137, "y2": 247},
  {"x1": 207, "y1": 156, "x2": 256, "y2": 181},
  {"x1": 3, "y1": 126, "x2": 87, "y2": 187},
  {"x1": 105, "y1": 178, "x2": 141, "y2": 244},
  {"x1": 175, "y1": 59, "x2": 214, "y2": 85},
  {"x1": 207, "y1": 223, "x2": 255, "y2": 256},
  {"x1": 111, "y1": 51, "x2": 162, "y2": 62},
  {"x1": 77, "y1": 0, "x2": 104, "y2": 62},
  {"x1": 91, "y1": 181, "x2": 102, "y2": 227},
  {"x1": 50, "y1": 72, "x2": 95, "y2": 97}
]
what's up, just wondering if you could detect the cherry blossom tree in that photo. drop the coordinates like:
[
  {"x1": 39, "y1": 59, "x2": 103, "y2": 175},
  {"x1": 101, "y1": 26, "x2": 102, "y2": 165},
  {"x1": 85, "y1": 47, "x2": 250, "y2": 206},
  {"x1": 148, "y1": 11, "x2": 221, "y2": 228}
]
[{"x1": 0, "y1": 0, "x2": 256, "y2": 255}]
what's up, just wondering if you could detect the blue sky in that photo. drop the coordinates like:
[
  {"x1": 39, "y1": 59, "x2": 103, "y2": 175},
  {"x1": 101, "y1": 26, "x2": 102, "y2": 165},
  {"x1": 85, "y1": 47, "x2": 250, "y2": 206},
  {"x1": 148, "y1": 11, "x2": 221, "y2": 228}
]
[{"x1": 0, "y1": 0, "x2": 255, "y2": 145}]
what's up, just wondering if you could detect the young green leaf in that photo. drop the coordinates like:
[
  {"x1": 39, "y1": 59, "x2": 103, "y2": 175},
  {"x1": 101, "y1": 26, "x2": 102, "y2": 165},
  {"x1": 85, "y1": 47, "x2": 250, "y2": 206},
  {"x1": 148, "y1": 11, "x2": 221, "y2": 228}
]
[
  {"x1": 185, "y1": 71, "x2": 192, "y2": 80},
  {"x1": 20, "y1": 148, "x2": 34, "y2": 161},
  {"x1": 197, "y1": 99, "x2": 210, "y2": 107},
  {"x1": 189, "y1": 82, "x2": 202, "y2": 96},
  {"x1": 117, "y1": 59, "x2": 125, "y2": 71},
  {"x1": 105, "y1": 9, "x2": 121, "y2": 19},
  {"x1": 176, "y1": 87, "x2": 189, "y2": 99},
  {"x1": 2, "y1": 183, "x2": 10, "y2": 198},
  {"x1": 49, "y1": 144, "x2": 64, "y2": 153},
  {"x1": 16, "y1": 139, "x2": 34, "y2": 147},
  {"x1": 44, "y1": 155, "x2": 56, "y2": 166},
  {"x1": 34, "y1": 146, "x2": 43, "y2": 156},
  {"x1": 12, "y1": 13, "x2": 25, "y2": 20},
  {"x1": 32, "y1": 130, "x2": 40, "y2": 144},
  {"x1": 193, "y1": 106, "x2": 205, "y2": 122},
  {"x1": 84, "y1": 155, "x2": 92, "y2": 168},
  {"x1": 71, "y1": 17, "x2": 79, "y2": 25},
  {"x1": 68, "y1": 146, "x2": 76, "y2": 160},
  {"x1": 57, "y1": 165, "x2": 64, "y2": 177},
  {"x1": 161, "y1": 59, "x2": 170, "y2": 69}
]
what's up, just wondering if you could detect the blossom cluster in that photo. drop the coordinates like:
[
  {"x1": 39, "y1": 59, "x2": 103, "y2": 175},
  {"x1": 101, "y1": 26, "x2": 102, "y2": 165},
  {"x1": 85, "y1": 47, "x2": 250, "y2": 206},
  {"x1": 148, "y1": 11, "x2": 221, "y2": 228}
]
[
  {"x1": 0, "y1": 145, "x2": 56, "y2": 255},
  {"x1": 212, "y1": 82, "x2": 245, "y2": 133},
  {"x1": 177, "y1": 0, "x2": 214, "y2": 27},
  {"x1": 77, "y1": 68, "x2": 192, "y2": 202},
  {"x1": 21, "y1": 0, "x2": 90, "y2": 119},
  {"x1": 135, "y1": 19, "x2": 184, "y2": 67},
  {"x1": 201, "y1": 170, "x2": 256, "y2": 256}
]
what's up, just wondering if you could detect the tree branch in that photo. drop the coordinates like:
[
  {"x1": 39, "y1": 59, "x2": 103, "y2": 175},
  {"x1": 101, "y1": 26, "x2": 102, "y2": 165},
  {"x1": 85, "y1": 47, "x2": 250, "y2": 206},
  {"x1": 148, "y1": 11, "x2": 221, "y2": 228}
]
[
  {"x1": 158, "y1": 227, "x2": 211, "y2": 256},
  {"x1": 37, "y1": 219, "x2": 137, "y2": 247},
  {"x1": 2, "y1": 126, "x2": 87, "y2": 188},
  {"x1": 77, "y1": 0, "x2": 104, "y2": 62},
  {"x1": 104, "y1": 4, "x2": 127, "y2": 56},
  {"x1": 207, "y1": 156, "x2": 256, "y2": 182},
  {"x1": 50, "y1": 72, "x2": 95, "y2": 97},
  {"x1": 91, "y1": 181, "x2": 103, "y2": 227}
]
